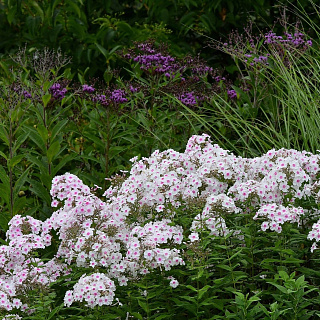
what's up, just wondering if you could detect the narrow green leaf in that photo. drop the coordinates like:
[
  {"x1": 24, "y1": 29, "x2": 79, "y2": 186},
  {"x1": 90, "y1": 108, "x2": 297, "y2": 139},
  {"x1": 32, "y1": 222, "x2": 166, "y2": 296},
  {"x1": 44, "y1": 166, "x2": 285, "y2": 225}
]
[
  {"x1": 0, "y1": 210, "x2": 11, "y2": 232},
  {"x1": 155, "y1": 315, "x2": 171, "y2": 320},
  {"x1": 138, "y1": 299, "x2": 149, "y2": 313},
  {"x1": 47, "y1": 303, "x2": 64, "y2": 319},
  {"x1": 47, "y1": 140, "x2": 61, "y2": 163},
  {"x1": 131, "y1": 312, "x2": 143, "y2": 320},
  {"x1": 278, "y1": 270, "x2": 289, "y2": 281},
  {"x1": 29, "y1": 180, "x2": 51, "y2": 205},
  {"x1": 13, "y1": 167, "x2": 30, "y2": 201},
  {"x1": 267, "y1": 282, "x2": 288, "y2": 294},
  {"x1": 185, "y1": 285, "x2": 198, "y2": 292},
  {"x1": 38, "y1": 172, "x2": 53, "y2": 190},
  {"x1": 82, "y1": 132, "x2": 105, "y2": 149},
  {"x1": 0, "y1": 125, "x2": 9, "y2": 146},
  {"x1": 31, "y1": 0, "x2": 44, "y2": 22},
  {"x1": 0, "y1": 151, "x2": 7, "y2": 161},
  {"x1": 198, "y1": 285, "x2": 211, "y2": 300},
  {"x1": 12, "y1": 131, "x2": 30, "y2": 154},
  {"x1": 180, "y1": 295, "x2": 196, "y2": 302},
  {"x1": 95, "y1": 43, "x2": 108, "y2": 58},
  {"x1": 0, "y1": 183, "x2": 10, "y2": 204},
  {"x1": 37, "y1": 124, "x2": 49, "y2": 142},
  {"x1": 26, "y1": 153, "x2": 49, "y2": 176},
  {"x1": 7, "y1": 154, "x2": 24, "y2": 169},
  {"x1": 13, "y1": 196, "x2": 27, "y2": 216},
  {"x1": 50, "y1": 119, "x2": 68, "y2": 143},
  {"x1": 0, "y1": 165, "x2": 9, "y2": 185},
  {"x1": 68, "y1": 0, "x2": 81, "y2": 17},
  {"x1": 42, "y1": 93, "x2": 52, "y2": 107},
  {"x1": 52, "y1": 153, "x2": 78, "y2": 176},
  {"x1": 27, "y1": 128, "x2": 47, "y2": 153}
]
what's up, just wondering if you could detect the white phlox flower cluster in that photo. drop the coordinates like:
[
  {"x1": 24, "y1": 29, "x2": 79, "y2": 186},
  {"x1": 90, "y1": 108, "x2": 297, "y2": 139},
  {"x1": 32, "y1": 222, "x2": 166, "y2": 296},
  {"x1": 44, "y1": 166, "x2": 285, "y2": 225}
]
[
  {"x1": 191, "y1": 194, "x2": 240, "y2": 236},
  {"x1": 64, "y1": 273, "x2": 115, "y2": 308},
  {"x1": 0, "y1": 216, "x2": 68, "y2": 314},
  {"x1": 129, "y1": 220, "x2": 184, "y2": 271},
  {"x1": 253, "y1": 203, "x2": 304, "y2": 233},
  {"x1": 4, "y1": 134, "x2": 320, "y2": 317}
]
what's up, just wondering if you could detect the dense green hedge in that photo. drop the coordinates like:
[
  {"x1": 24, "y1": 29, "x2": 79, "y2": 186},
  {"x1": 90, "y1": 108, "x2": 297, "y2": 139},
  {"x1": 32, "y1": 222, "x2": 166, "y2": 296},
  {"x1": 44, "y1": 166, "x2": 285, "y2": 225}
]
[{"x1": 1, "y1": 0, "x2": 316, "y2": 78}]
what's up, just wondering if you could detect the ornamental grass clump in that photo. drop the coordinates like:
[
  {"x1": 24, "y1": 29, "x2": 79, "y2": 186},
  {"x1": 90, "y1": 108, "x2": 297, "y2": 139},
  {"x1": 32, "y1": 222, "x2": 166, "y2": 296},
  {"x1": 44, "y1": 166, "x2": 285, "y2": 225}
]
[
  {"x1": 2, "y1": 134, "x2": 320, "y2": 318},
  {"x1": 201, "y1": 14, "x2": 320, "y2": 157}
]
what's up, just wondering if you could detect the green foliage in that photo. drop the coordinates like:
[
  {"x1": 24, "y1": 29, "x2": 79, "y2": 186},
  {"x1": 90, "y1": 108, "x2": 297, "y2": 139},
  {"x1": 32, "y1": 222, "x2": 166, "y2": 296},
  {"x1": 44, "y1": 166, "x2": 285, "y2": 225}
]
[
  {"x1": 1, "y1": 0, "x2": 317, "y2": 78},
  {"x1": 3, "y1": 2, "x2": 320, "y2": 319}
]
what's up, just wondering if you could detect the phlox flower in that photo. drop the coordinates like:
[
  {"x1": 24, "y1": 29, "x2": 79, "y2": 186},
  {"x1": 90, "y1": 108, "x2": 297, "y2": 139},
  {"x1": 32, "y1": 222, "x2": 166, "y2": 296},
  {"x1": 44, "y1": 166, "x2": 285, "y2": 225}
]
[
  {"x1": 189, "y1": 232, "x2": 199, "y2": 242},
  {"x1": 168, "y1": 277, "x2": 179, "y2": 288},
  {"x1": 64, "y1": 273, "x2": 116, "y2": 308}
]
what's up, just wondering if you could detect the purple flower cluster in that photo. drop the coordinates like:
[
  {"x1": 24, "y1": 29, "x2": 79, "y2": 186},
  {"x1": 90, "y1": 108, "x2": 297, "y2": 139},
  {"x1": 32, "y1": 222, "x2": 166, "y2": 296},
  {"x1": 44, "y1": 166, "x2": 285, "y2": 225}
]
[
  {"x1": 264, "y1": 31, "x2": 312, "y2": 48},
  {"x1": 218, "y1": 23, "x2": 313, "y2": 71},
  {"x1": 129, "y1": 85, "x2": 138, "y2": 93},
  {"x1": 91, "y1": 89, "x2": 127, "y2": 106},
  {"x1": 137, "y1": 42, "x2": 156, "y2": 54},
  {"x1": 110, "y1": 89, "x2": 127, "y2": 104},
  {"x1": 227, "y1": 89, "x2": 237, "y2": 100},
  {"x1": 133, "y1": 53, "x2": 180, "y2": 75},
  {"x1": 82, "y1": 84, "x2": 95, "y2": 93},
  {"x1": 214, "y1": 76, "x2": 226, "y2": 82},
  {"x1": 23, "y1": 91, "x2": 31, "y2": 99},
  {"x1": 244, "y1": 54, "x2": 269, "y2": 65},
  {"x1": 94, "y1": 94, "x2": 107, "y2": 104},
  {"x1": 125, "y1": 41, "x2": 183, "y2": 78},
  {"x1": 177, "y1": 92, "x2": 198, "y2": 106},
  {"x1": 49, "y1": 83, "x2": 67, "y2": 100}
]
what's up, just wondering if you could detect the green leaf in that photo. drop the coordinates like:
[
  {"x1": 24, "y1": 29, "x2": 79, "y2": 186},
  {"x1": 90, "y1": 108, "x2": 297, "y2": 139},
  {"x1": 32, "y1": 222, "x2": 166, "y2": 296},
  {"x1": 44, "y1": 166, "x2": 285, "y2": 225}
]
[
  {"x1": 13, "y1": 167, "x2": 30, "y2": 201},
  {"x1": 138, "y1": 299, "x2": 149, "y2": 313},
  {"x1": 29, "y1": 179, "x2": 51, "y2": 205},
  {"x1": 50, "y1": 119, "x2": 68, "y2": 143},
  {"x1": 198, "y1": 285, "x2": 211, "y2": 300},
  {"x1": 7, "y1": 4, "x2": 17, "y2": 25},
  {"x1": 52, "y1": 153, "x2": 78, "y2": 176},
  {"x1": 0, "y1": 165, "x2": 9, "y2": 185},
  {"x1": 47, "y1": 303, "x2": 64, "y2": 320},
  {"x1": 82, "y1": 132, "x2": 105, "y2": 149},
  {"x1": 38, "y1": 172, "x2": 53, "y2": 190},
  {"x1": 0, "y1": 210, "x2": 10, "y2": 232},
  {"x1": 185, "y1": 285, "x2": 198, "y2": 292},
  {"x1": 216, "y1": 264, "x2": 233, "y2": 271},
  {"x1": 0, "y1": 183, "x2": 10, "y2": 204},
  {"x1": 7, "y1": 154, "x2": 24, "y2": 169},
  {"x1": 37, "y1": 124, "x2": 49, "y2": 142},
  {"x1": 0, "y1": 125, "x2": 9, "y2": 146},
  {"x1": 154, "y1": 315, "x2": 171, "y2": 320},
  {"x1": 130, "y1": 312, "x2": 143, "y2": 320},
  {"x1": 109, "y1": 146, "x2": 125, "y2": 160},
  {"x1": 26, "y1": 153, "x2": 49, "y2": 176},
  {"x1": 31, "y1": 0, "x2": 44, "y2": 22},
  {"x1": 267, "y1": 282, "x2": 288, "y2": 294},
  {"x1": 42, "y1": 93, "x2": 52, "y2": 107},
  {"x1": 27, "y1": 127, "x2": 47, "y2": 153},
  {"x1": 47, "y1": 141, "x2": 61, "y2": 163},
  {"x1": 0, "y1": 151, "x2": 7, "y2": 161},
  {"x1": 180, "y1": 295, "x2": 196, "y2": 302},
  {"x1": 117, "y1": 22, "x2": 133, "y2": 35},
  {"x1": 68, "y1": 0, "x2": 81, "y2": 18},
  {"x1": 13, "y1": 196, "x2": 27, "y2": 216},
  {"x1": 95, "y1": 43, "x2": 108, "y2": 59},
  {"x1": 13, "y1": 131, "x2": 30, "y2": 154},
  {"x1": 278, "y1": 270, "x2": 289, "y2": 281}
]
